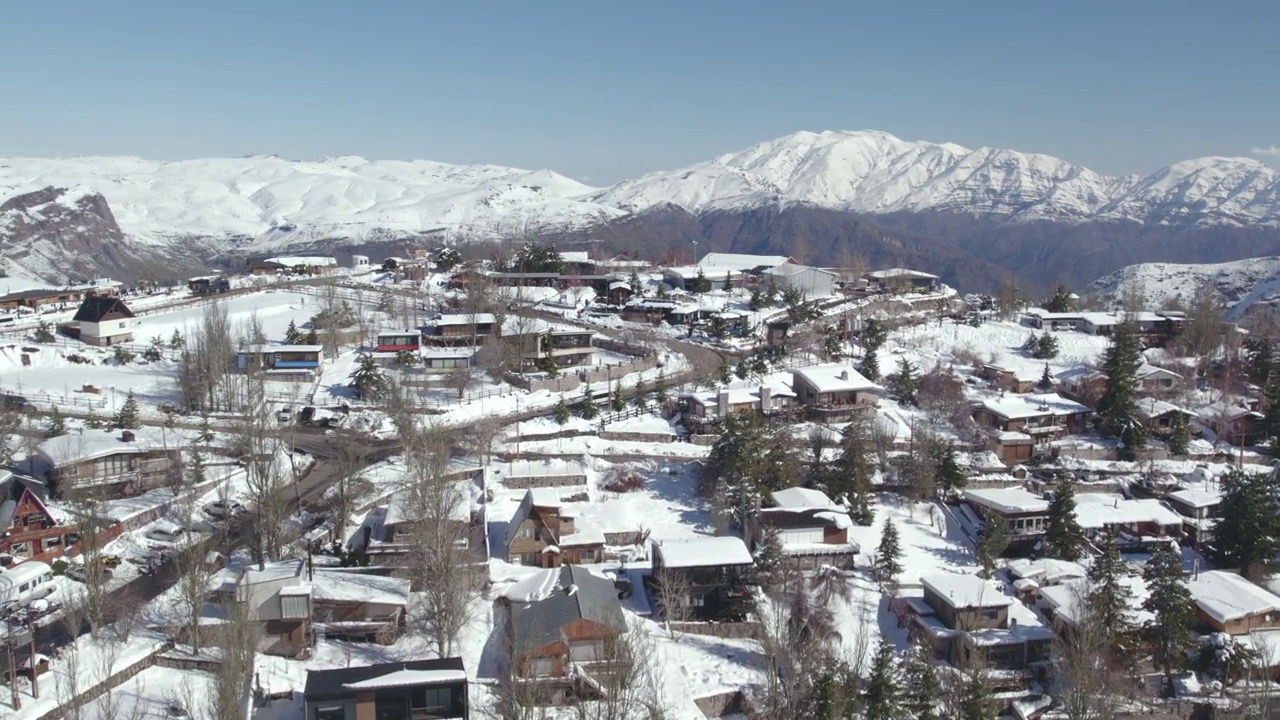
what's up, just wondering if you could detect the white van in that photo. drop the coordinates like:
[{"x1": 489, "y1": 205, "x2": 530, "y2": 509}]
[{"x1": 0, "y1": 561, "x2": 56, "y2": 615}]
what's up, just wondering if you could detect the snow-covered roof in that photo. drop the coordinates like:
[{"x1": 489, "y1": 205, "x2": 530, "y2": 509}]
[
  {"x1": 36, "y1": 427, "x2": 169, "y2": 468},
  {"x1": 342, "y1": 668, "x2": 468, "y2": 690},
  {"x1": 558, "y1": 251, "x2": 591, "y2": 264},
  {"x1": 1040, "y1": 576, "x2": 1152, "y2": 628},
  {"x1": 1167, "y1": 488, "x2": 1221, "y2": 509},
  {"x1": 685, "y1": 380, "x2": 796, "y2": 409},
  {"x1": 663, "y1": 265, "x2": 736, "y2": 279},
  {"x1": 1072, "y1": 494, "x2": 1183, "y2": 529},
  {"x1": 697, "y1": 252, "x2": 790, "y2": 271},
  {"x1": 867, "y1": 268, "x2": 938, "y2": 280},
  {"x1": 790, "y1": 363, "x2": 880, "y2": 394},
  {"x1": 1138, "y1": 398, "x2": 1195, "y2": 419},
  {"x1": 962, "y1": 487, "x2": 1049, "y2": 515},
  {"x1": 1006, "y1": 558, "x2": 1087, "y2": 585},
  {"x1": 311, "y1": 570, "x2": 411, "y2": 607},
  {"x1": 241, "y1": 559, "x2": 304, "y2": 586},
  {"x1": 264, "y1": 256, "x2": 337, "y2": 267},
  {"x1": 921, "y1": 573, "x2": 1014, "y2": 609},
  {"x1": 764, "y1": 263, "x2": 838, "y2": 280},
  {"x1": 240, "y1": 344, "x2": 323, "y2": 354},
  {"x1": 978, "y1": 393, "x2": 1090, "y2": 420},
  {"x1": 429, "y1": 313, "x2": 497, "y2": 326},
  {"x1": 771, "y1": 487, "x2": 839, "y2": 511},
  {"x1": 1137, "y1": 363, "x2": 1182, "y2": 381},
  {"x1": 1188, "y1": 571, "x2": 1280, "y2": 623},
  {"x1": 656, "y1": 536, "x2": 753, "y2": 569}
]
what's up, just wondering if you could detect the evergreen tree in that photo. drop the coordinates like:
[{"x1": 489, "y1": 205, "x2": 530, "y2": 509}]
[
  {"x1": 112, "y1": 391, "x2": 141, "y2": 429},
  {"x1": 628, "y1": 270, "x2": 643, "y2": 297},
  {"x1": 1044, "y1": 283, "x2": 1075, "y2": 313},
  {"x1": 1143, "y1": 541, "x2": 1194, "y2": 694},
  {"x1": 748, "y1": 288, "x2": 764, "y2": 311},
  {"x1": 862, "y1": 641, "x2": 901, "y2": 720},
  {"x1": 834, "y1": 415, "x2": 876, "y2": 525},
  {"x1": 1045, "y1": 480, "x2": 1088, "y2": 561},
  {"x1": 693, "y1": 269, "x2": 711, "y2": 293},
  {"x1": 553, "y1": 398, "x2": 570, "y2": 426},
  {"x1": 284, "y1": 319, "x2": 303, "y2": 344},
  {"x1": 633, "y1": 378, "x2": 648, "y2": 410},
  {"x1": 1210, "y1": 468, "x2": 1280, "y2": 571},
  {"x1": 347, "y1": 353, "x2": 388, "y2": 398},
  {"x1": 1037, "y1": 363, "x2": 1054, "y2": 391},
  {"x1": 579, "y1": 385, "x2": 598, "y2": 419},
  {"x1": 168, "y1": 328, "x2": 185, "y2": 350},
  {"x1": 706, "y1": 315, "x2": 729, "y2": 340},
  {"x1": 1167, "y1": 412, "x2": 1191, "y2": 455},
  {"x1": 862, "y1": 319, "x2": 888, "y2": 352},
  {"x1": 142, "y1": 335, "x2": 164, "y2": 362},
  {"x1": 822, "y1": 325, "x2": 844, "y2": 360},
  {"x1": 890, "y1": 357, "x2": 919, "y2": 404},
  {"x1": 1097, "y1": 322, "x2": 1148, "y2": 460},
  {"x1": 753, "y1": 527, "x2": 786, "y2": 592},
  {"x1": 189, "y1": 446, "x2": 207, "y2": 485},
  {"x1": 722, "y1": 271, "x2": 733, "y2": 291},
  {"x1": 975, "y1": 516, "x2": 1009, "y2": 578},
  {"x1": 610, "y1": 381, "x2": 625, "y2": 412},
  {"x1": 1245, "y1": 337, "x2": 1275, "y2": 385},
  {"x1": 45, "y1": 407, "x2": 66, "y2": 438},
  {"x1": 196, "y1": 413, "x2": 214, "y2": 444},
  {"x1": 654, "y1": 372, "x2": 668, "y2": 404},
  {"x1": 1264, "y1": 375, "x2": 1280, "y2": 446},
  {"x1": 305, "y1": 326, "x2": 319, "y2": 344},
  {"x1": 1037, "y1": 332, "x2": 1060, "y2": 358},
  {"x1": 716, "y1": 361, "x2": 732, "y2": 385},
  {"x1": 33, "y1": 319, "x2": 54, "y2": 343},
  {"x1": 1086, "y1": 529, "x2": 1134, "y2": 645},
  {"x1": 874, "y1": 518, "x2": 903, "y2": 587},
  {"x1": 734, "y1": 358, "x2": 750, "y2": 380},
  {"x1": 956, "y1": 672, "x2": 991, "y2": 720},
  {"x1": 903, "y1": 642, "x2": 943, "y2": 720},
  {"x1": 859, "y1": 350, "x2": 881, "y2": 382},
  {"x1": 932, "y1": 441, "x2": 966, "y2": 493}
]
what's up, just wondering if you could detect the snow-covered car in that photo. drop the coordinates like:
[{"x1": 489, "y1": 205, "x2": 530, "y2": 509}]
[
  {"x1": 277, "y1": 406, "x2": 294, "y2": 423},
  {"x1": 144, "y1": 520, "x2": 185, "y2": 544},
  {"x1": 63, "y1": 565, "x2": 89, "y2": 583},
  {"x1": 202, "y1": 500, "x2": 247, "y2": 520}
]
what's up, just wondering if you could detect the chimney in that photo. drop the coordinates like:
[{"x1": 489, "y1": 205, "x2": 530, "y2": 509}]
[
  {"x1": 759, "y1": 384, "x2": 772, "y2": 410},
  {"x1": 717, "y1": 389, "x2": 730, "y2": 417},
  {"x1": 121, "y1": 430, "x2": 136, "y2": 442},
  {"x1": 840, "y1": 369, "x2": 850, "y2": 381}
]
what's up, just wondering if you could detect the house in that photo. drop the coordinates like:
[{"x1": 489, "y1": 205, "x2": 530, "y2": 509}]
[
  {"x1": 1072, "y1": 494, "x2": 1183, "y2": 545},
  {"x1": 1055, "y1": 367, "x2": 1107, "y2": 405},
  {"x1": 499, "y1": 565, "x2": 626, "y2": 678},
  {"x1": 350, "y1": 254, "x2": 370, "y2": 269},
  {"x1": 376, "y1": 330, "x2": 422, "y2": 353},
  {"x1": 1022, "y1": 309, "x2": 1084, "y2": 331},
  {"x1": 754, "y1": 488, "x2": 860, "y2": 569},
  {"x1": 505, "y1": 489, "x2": 605, "y2": 567},
  {"x1": 661, "y1": 266, "x2": 737, "y2": 292},
  {"x1": 605, "y1": 280, "x2": 634, "y2": 306},
  {"x1": 1038, "y1": 575, "x2": 1151, "y2": 635},
  {"x1": 1198, "y1": 401, "x2": 1265, "y2": 445},
  {"x1": 263, "y1": 256, "x2": 338, "y2": 275},
  {"x1": 911, "y1": 574, "x2": 1054, "y2": 670},
  {"x1": 557, "y1": 251, "x2": 595, "y2": 275},
  {"x1": 1165, "y1": 488, "x2": 1221, "y2": 544},
  {"x1": 421, "y1": 313, "x2": 498, "y2": 346},
  {"x1": 961, "y1": 488, "x2": 1050, "y2": 550},
  {"x1": 249, "y1": 260, "x2": 288, "y2": 276},
  {"x1": 1138, "y1": 398, "x2": 1196, "y2": 436},
  {"x1": 353, "y1": 480, "x2": 480, "y2": 565},
  {"x1": 764, "y1": 263, "x2": 838, "y2": 298},
  {"x1": 73, "y1": 295, "x2": 138, "y2": 346},
  {"x1": 1137, "y1": 363, "x2": 1182, "y2": 392},
  {"x1": 235, "y1": 345, "x2": 324, "y2": 376},
  {"x1": 651, "y1": 537, "x2": 755, "y2": 622},
  {"x1": 303, "y1": 657, "x2": 469, "y2": 720},
  {"x1": 620, "y1": 299, "x2": 677, "y2": 323},
  {"x1": 696, "y1": 252, "x2": 791, "y2": 273},
  {"x1": 681, "y1": 381, "x2": 796, "y2": 423},
  {"x1": 419, "y1": 348, "x2": 474, "y2": 372},
  {"x1": 789, "y1": 364, "x2": 882, "y2": 420},
  {"x1": 36, "y1": 428, "x2": 183, "y2": 499},
  {"x1": 1005, "y1": 558, "x2": 1087, "y2": 597},
  {"x1": 501, "y1": 321, "x2": 594, "y2": 370},
  {"x1": 979, "y1": 364, "x2": 1038, "y2": 394},
  {"x1": 866, "y1": 268, "x2": 939, "y2": 293},
  {"x1": 1187, "y1": 571, "x2": 1280, "y2": 635},
  {"x1": 972, "y1": 393, "x2": 1092, "y2": 442},
  {"x1": 0, "y1": 472, "x2": 73, "y2": 566}
]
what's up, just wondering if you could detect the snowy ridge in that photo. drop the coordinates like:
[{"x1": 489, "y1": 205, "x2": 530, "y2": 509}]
[
  {"x1": 593, "y1": 130, "x2": 1280, "y2": 226},
  {"x1": 1089, "y1": 256, "x2": 1280, "y2": 319}
]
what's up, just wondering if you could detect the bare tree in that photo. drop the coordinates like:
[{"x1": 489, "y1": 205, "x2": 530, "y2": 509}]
[
  {"x1": 571, "y1": 619, "x2": 670, "y2": 720},
  {"x1": 176, "y1": 302, "x2": 236, "y2": 412},
  {"x1": 234, "y1": 375, "x2": 287, "y2": 565},
  {"x1": 65, "y1": 484, "x2": 112, "y2": 640},
  {"x1": 87, "y1": 638, "x2": 148, "y2": 720},
  {"x1": 206, "y1": 599, "x2": 260, "y2": 720},
  {"x1": 1055, "y1": 585, "x2": 1127, "y2": 720},
  {"x1": 651, "y1": 566, "x2": 692, "y2": 640}
]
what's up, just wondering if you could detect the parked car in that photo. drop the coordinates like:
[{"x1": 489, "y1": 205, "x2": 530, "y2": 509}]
[
  {"x1": 145, "y1": 520, "x2": 185, "y2": 544},
  {"x1": 203, "y1": 500, "x2": 247, "y2": 519},
  {"x1": 277, "y1": 406, "x2": 294, "y2": 423},
  {"x1": 63, "y1": 565, "x2": 89, "y2": 583},
  {"x1": 299, "y1": 406, "x2": 317, "y2": 425}
]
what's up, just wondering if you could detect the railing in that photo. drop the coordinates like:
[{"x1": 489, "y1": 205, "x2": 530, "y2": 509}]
[{"x1": 0, "y1": 387, "x2": 108, "y2": 409}]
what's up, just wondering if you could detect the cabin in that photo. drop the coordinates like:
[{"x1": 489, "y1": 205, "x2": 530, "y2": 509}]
[
  {"x1": 1137, "y1": 364, "x2": 1183, "y2": 392},
  {"x1": 753, "y1": 488, "x2": 859, "y2": 569},
  {"x1": 499, "y1": 565, "x2": 626, "y2": 678},
  {"x1": 979, "y1": 364, "x2": 1037, "y2": 394},
  {"x1": 1198, "y1": 402, "x2": 1265, "y2": 445},
  {"x1": 789, "y1": 364, "x2": 883, "y2": 421},
  {"x1": 375, "y1": 330, "x2": 421, "y2": 353},
  {"x1": 505, "y1": 489, "x2": 604, "y2": 567},
  {"x1": 912, "y1": 574, "x2": 1054, "y2": 671},
  {"x1": 352, "y1": 480, "x2": 479, "y2": 565},
  {"x1": 249, "y1": 260, "x2": 288, "y2": 275},
  {"x1": 36, "y1": 429, "x2": 183, "y2": 499},
  {"x1": 1072, "y1": 494, "x2": 1183, "y2": 545},
  {"x1": 866, "y1": 268, "x2": 939, "y2": 293},
  {"x1": 421, "y1": 313, "x2": 497, "y2": 346},
  {"x1": 1187, "y1": 571, "x2": 1280, "y2": 635},
  {"x1": 764, "y1": 263, "x2": 838, "y2": 298},
  {"x1": 1138, "y1": 398, "x2": 1196, "y2": 436},
  {"x1": 973, "y1": 393, "x2": 1091, "y2": 442},
  {"x1": 73, "y1": 295, "x2": 138, "y2": 346},
  {"x1": 681, "y1": 381, "x2": 796, "y2": 423},
  {"x1": 962, "y1": 487, "x2": 1051, "y2": 552},
  {"x1": 235, "y1": 344, "x2": 324, "y2": 376},
  {"x1": 605, "y1": 280, "x2": 634, "y2": 306},
  {"x1": 0, "y1": 472, "x2": 73, "y2": 566},
  {"x1": 651, "y1": 537, "x2": 755, "y2": 622},
  {"x1": 303, "y1": 657, "x2": 469, "y2": 720}
]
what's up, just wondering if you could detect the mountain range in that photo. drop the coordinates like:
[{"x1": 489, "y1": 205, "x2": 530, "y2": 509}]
[{"x1": 2, "y1": 130, "x2": 1279, "y2": 290}]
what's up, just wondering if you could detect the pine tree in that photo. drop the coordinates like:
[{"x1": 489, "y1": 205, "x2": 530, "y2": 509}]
[
  {"x1": 753, "y1": 527, "x2": 786, "y2": 592},
  {"x1": 1097, "y1": 322, "x2": 1148, "y2": 460},
  {"x1": 33, "y1": 319, "x2": 54, "y2": 343},
  {"x1": 863, "y1": 640, "x2": 901, "y2": 720},
  {"x1": 610, "y1": 381, "x2": 625, "y2": 412},
  {"x1": 706, "y1": 315, "x2": 728, "y2": 340},
  {"x1": 956, "y1": 671, "x2": 991, "y2": 720},
  {"x1": 1264, "y1": 375, "x2": 1280, "y2": 446},
  {"x1": 874, "y1": 519, "x2": 903, "y2": 587},
  {"x1": 579, "y1": 385, "x2": 599, "y2": 419},
  {"x1": 633, "y1": 378, "x2": 648, "y2": 410},
  {"x1": 834, "y1": 415, "x2": 876, "y2": 525},
  {"x1": 1037, "y1": 363, "x2": 1053, "y2": 391},
  {"x1": 1245, "y1": 337, "x2": 1275, "y2": 385},
  {"x1": 45, "y1": 407, "x2": 66, "y2": 438},
  {"x1": 891, "y1": 357, "x2": 919, "y2": 404},
  {"x1": 1144, "y1": 541, "x2": 1194, "y2": 695},
  {"x1": 976, "y1": 516, "x2": 1009, "y2": 578},
  {"x1": 284, "y1": 319, "x2": 303, "y2": 344},
  {"x1": 748, "y1": 288, "x2": 764, "y2": 311},
  {"x1": 1167, "y1": 412, "x2": 1191, "y2": 455},
  {"x1": 1044, "y1": 480, "x2": 1088, "y2": 561},
  {"x1": 112, "y1": 391, "x2": 141, "y2": 429},
  {"x1": 1037, "y1": 332, "x2": 1059, "y2": 359},
  {"x1": 553, "y1": 398, "x2": 570, "y2": 426},
  {"x1": 189, "y1": 446, "x2": 207, "y2": 485},
  {"x1": 347, "y1": 353, "x2": 388, "y2": 398},
  {"x1": 1086, "y1": 529, "x2": 1134, "y2": 645},
  {"x1": 903, "y1": 642, "x2": 943, "y2": 720},
  {"x1": 654, "y1": 372, "x2": 668, "y2": 404},
  {"x1": 932, "y1": 441, "x2": 966, "y2": 493},
  {"x1": 628, "y1": 270, "x2": 643, "y2": 297},
  {"x1": 1044, "y1": 283, "x2": 1075, "y2": 313},
  {"x1": 717, "y1": 361, "x2": 732, "y2": 386},
  {"x1": 693, "y1": 268, "x2": 710, "y2": 293},
  {"x1": 1210, "y1": 468, "x2": 1280, "y2": 571},
  {"x1": 196, "y1": 413, "x2": 214, "y2": 444},
  {"x1": 305, "y1": 326, "x2": 319, "y2": 344},
  {"x1": 168, "y1": 328, "x2": 185, "y2": 350},
  {"x1": 859, "y1": 349, "x2": 881, "y2": 382},
  {"x1": 722, "y1": 271, "x2": 733, "y2": 291},
  {"x1": 823, "y1": 325, "x2": 844, "y2": 360}
]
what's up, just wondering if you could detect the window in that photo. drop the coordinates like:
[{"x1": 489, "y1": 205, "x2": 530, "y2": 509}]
[
  {"x1": 280, "y1": 594, "x2": 309, "y2": 619},
  {"x1": 118, "y1": 322, "x2": 126, "y2": 329},
  {"x1": 374, "y1": 695, "x2": 409, "y2": 720},
  {"x1": 518, "y1": 526, "x2": 535, "y2": 539},
  {"x1": 981, "y1": 608, "x2": 1000, "y2": 620},
  {"x1": 519, "y1": 553, "x2": 537, "y2": 566},
  {"x1": 411, "y1": 686, "x2": 453, "y2": 711},
  {"x1": 314, "y1": 703, "x2": 346, "y2": 720}
]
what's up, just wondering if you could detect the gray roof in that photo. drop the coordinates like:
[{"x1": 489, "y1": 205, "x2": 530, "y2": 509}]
[{"x1": 508, "y1": 565, "x2": 624, "y2": 655}]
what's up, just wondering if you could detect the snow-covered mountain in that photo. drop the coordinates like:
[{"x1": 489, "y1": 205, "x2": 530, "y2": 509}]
[
  {"x1": 1089, "y1": 257, "x2": 1280, "y2": 320},
  {"x1": 594, "y1": 130, "x2": 1280, "y2": 226}
]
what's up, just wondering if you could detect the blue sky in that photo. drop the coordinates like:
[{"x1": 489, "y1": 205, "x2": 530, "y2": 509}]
[{"x1": 2, "y1": 1, "x2": 1278, "y2": 183}]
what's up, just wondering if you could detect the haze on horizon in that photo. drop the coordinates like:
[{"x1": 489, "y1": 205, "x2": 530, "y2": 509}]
[{"x1": 2, "y1": 0, "x2": 1278, "y2": 184}]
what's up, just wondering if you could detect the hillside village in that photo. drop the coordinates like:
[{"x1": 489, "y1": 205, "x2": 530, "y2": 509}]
[{"x1": 2, "y1": 244, "x2": 1280, "y2": 720}]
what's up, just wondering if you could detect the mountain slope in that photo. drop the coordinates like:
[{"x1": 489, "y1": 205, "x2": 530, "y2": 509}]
[
  {"x1": 1089, "y1": 256, "x2": 1280, "y2": 320},
  {"x1": 593, "y1": 130, "x2": 1280, "y2": 227}
]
